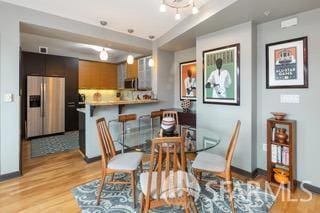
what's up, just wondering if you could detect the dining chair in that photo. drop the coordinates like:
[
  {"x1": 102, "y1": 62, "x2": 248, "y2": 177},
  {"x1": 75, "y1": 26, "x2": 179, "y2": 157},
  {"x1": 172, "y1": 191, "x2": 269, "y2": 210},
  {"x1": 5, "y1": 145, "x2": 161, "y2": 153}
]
[
  {"x1": 96, "y1": 118, "x2": 143, "y2": 208},
  {"x1": 162, "y1": 110, "x2": 179, "y2": 126},
  {"x1": 139, "y1": 137, "x2": 200, "y2": 213},
  {"x1": 192, "y1": 120, "x2": 241, "y2": 213}
]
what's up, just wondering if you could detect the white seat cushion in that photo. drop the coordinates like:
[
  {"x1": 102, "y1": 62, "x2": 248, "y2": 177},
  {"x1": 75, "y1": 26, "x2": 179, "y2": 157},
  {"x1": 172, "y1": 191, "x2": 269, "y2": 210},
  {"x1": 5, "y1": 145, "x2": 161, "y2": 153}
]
[
  {"x1": 140, "y1": 170, "x2": 200, "y2": 200},
  {"x1": 108, "y1": 152, "x2": 143, "y2": 171},
  {"x1": 192, "y1": 152, "x2": 226, "y2": 172}
]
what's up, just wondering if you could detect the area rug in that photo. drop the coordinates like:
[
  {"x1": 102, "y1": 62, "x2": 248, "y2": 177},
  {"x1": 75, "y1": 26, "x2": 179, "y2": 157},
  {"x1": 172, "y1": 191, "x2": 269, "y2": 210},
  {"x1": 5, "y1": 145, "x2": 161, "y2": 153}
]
[
  {"x1": 72, "y1": 173, "x2": 275, "y2": 213},
  {"x1": 31, "y1": 131, "x2": 79, "y2": 157}
]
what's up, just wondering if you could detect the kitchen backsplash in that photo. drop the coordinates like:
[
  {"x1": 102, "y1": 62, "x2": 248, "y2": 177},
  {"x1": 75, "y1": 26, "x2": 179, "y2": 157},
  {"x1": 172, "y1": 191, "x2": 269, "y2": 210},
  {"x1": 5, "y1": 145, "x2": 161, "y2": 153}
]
[{"x1": 79, "y1": 89, "x2": 153, "y2": 103}]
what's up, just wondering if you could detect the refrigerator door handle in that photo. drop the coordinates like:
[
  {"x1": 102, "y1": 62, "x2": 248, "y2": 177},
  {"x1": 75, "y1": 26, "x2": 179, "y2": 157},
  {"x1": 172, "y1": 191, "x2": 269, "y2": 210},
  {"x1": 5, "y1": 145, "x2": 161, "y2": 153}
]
[
  {"x1": 43, "y1": 81, "x2": 46, "y2": 117},
  {"x1": 40, "y1": 81, "x2": 44, "y2": 117}
]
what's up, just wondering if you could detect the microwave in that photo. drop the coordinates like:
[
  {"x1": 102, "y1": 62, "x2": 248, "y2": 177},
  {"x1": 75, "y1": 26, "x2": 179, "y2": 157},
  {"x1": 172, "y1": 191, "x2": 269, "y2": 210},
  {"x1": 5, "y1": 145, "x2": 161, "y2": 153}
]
[{"x1": 124, "y1": 78, "x2": 138, "y2": 90}]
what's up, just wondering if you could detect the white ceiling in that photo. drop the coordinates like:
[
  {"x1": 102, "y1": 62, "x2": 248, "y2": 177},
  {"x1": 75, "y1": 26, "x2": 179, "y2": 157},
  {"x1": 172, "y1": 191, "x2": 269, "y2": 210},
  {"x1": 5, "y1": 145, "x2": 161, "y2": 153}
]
[
  {"x1": 21, "y1": 33, "x2": 142, "y2": 63},
  {"x1": 3, "y1": 0, "x2": 210, "y2": 39}
]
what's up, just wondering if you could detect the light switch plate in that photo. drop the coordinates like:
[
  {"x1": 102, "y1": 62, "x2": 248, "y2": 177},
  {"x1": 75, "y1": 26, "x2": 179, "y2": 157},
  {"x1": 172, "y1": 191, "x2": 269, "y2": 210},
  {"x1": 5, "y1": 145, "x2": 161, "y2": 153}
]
[
  {"x1": 280, "y1": 94, "x2": 300, "y2": 104},
  {"x1": 3, "y1": 93, "x2": 14, "y2": 102}
]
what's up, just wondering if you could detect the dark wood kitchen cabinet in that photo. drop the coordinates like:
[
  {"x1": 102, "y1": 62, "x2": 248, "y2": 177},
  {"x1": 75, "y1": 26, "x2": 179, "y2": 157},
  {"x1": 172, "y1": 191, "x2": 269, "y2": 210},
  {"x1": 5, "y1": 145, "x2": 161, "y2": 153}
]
[
  {"x1": 79, "y1": 112, "x2": 86, "y2": 155},
  {"x1": 23, "y1": 52, "x2": 46, "y2": 76},
  {"x1": 45, "y1": 55, "x2": 66, "y2": 77},
  {"x1": 65, "y1": 57, "x2": 79, "y2": 131}
]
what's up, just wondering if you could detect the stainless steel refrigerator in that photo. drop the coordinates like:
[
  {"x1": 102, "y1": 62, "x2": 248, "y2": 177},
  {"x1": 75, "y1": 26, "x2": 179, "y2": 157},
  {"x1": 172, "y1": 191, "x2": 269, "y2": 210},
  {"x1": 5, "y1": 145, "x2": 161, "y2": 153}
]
[{"x1": 27, "y1": 76, "x2": 65, "y2": 138}]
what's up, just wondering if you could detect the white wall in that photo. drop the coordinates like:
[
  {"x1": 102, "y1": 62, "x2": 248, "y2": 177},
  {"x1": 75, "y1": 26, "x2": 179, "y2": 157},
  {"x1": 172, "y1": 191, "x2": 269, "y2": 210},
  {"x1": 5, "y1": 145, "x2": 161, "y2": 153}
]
[
  {"x1": 257, "y1": 8, "x2": 320, "y2": 187},
  {"x1": 0, "y1": 1, "x2": 151, "y2": 176},
  {"x1": 196, "y1": 22, "x2": 256, "y2": 172},
  {"x1": 173, "y1": 47, "x2": 197, "y2": 111}
]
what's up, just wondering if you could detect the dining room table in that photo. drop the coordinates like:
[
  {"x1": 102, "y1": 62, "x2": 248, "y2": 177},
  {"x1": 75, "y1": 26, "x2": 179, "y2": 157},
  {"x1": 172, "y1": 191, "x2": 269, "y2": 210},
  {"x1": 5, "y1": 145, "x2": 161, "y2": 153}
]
[{"x1": 117, "y1": 125, "x2": 221, "y2": 161}]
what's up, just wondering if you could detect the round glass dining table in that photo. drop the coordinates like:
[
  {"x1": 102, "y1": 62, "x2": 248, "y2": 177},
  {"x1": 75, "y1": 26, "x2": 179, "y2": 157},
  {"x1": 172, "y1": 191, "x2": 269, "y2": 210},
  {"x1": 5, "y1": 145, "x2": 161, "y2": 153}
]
[{"x1": 117, "y1": 125, "x2": 221, "y2": 154}]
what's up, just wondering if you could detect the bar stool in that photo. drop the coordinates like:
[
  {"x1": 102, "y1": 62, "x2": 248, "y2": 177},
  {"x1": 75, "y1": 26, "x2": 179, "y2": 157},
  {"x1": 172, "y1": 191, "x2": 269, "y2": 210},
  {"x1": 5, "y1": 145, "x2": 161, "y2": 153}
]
[
  {"x1": 138, "y1": 110, "x2": 163, "y2": 132},
  {"x1": 108, "y1": 114, "x2": 137, "y2": 153}
]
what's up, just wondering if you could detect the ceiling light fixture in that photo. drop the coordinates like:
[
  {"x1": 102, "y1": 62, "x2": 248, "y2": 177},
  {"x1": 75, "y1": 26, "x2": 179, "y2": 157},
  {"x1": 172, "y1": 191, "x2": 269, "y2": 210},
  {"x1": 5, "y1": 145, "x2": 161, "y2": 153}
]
[
  {"x1": 175, "y1": 9, "x2": 181, "y2": 20},
  {"x1": 159, "y1": 0, "x2": 166, "y2": 12},
  {"x1": 148, "y1": 58, "x2": 154, "y2": 67},
  {"x1": 99, "y1": 48, "x2": 109, "y2": 61},
  {"x1": 100, "y1": 20, "x2": 108, "y2": 26},
  {"x1": 127, "y1": 29, "x2": 134, "y2": 65},
  {"x1": 159, "y1": 0, "x2": 199, "y2": 19}
]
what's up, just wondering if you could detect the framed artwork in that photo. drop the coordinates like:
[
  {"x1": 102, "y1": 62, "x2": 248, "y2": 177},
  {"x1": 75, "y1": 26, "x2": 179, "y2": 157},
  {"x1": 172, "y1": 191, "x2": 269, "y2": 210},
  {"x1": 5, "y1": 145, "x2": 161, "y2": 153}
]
[
  {"x1": 266, "y1": 37, "x2": 308, "y2": 89},
  {"x1": 180, "y1": 125, "x2": 196, "y2": 152},
  {"x1": 203, "y1": 44, "x2": 240, "y2": 105},
  {"x1": 180, "y1": 60, "x2": 197, "y2": 101}
]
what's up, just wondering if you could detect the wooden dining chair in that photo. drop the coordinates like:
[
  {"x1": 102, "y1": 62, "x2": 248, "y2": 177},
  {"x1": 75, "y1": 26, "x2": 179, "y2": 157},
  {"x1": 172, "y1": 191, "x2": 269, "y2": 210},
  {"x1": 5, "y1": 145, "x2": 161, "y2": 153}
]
[
  {"x1": 139, "y1": 137, "x2": 200, "y2": 213},
  {"x1": 192, "y1": 120, "x2": 241, "y2": 213},
  {"x1": 162, "y1": 110, "x2": 179, "y2": 126},
  {"x1": 96, "y1": 118, "x2": 143, "y2": 208}
]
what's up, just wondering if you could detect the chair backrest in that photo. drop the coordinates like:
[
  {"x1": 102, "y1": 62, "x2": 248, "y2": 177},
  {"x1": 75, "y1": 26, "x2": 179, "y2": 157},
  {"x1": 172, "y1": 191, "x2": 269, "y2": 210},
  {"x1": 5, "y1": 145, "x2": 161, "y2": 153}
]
[
  {"x1": 162, "y1": 111, "x2": 179, "y2": 125},
  {"x1": 225, "y1": 120, "x2": 241, "y2": 171},
  {"x1": 146, "y1": 137, "x2": 186, "y2": 200},
  {"x1": 96, "y1": 118, "x2": 117, "y2": 168}
]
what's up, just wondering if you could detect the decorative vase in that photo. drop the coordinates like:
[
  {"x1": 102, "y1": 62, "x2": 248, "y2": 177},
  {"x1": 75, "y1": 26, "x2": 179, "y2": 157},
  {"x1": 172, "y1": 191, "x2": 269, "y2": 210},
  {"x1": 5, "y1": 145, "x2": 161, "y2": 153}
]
[
  {"x1": 276, "y1": 128, "x2": 288, "y2": 144},
  {"x1": 181, "y1": 99, "x2": 191, "y2": 112}
]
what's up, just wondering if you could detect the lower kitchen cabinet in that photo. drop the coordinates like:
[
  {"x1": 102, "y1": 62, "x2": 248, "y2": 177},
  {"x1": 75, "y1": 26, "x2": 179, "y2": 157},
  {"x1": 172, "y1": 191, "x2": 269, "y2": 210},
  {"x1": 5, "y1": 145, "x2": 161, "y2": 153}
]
[{"x1": 79, "y1": 112, "x2": 86, "y2": 155}]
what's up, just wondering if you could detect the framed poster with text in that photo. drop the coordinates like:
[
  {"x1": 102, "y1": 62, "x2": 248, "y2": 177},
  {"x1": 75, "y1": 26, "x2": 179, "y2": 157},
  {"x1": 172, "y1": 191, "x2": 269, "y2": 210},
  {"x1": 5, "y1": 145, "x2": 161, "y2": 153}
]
[{"x1": 266, "y1": 37, "x2": 308, "y2": 88}]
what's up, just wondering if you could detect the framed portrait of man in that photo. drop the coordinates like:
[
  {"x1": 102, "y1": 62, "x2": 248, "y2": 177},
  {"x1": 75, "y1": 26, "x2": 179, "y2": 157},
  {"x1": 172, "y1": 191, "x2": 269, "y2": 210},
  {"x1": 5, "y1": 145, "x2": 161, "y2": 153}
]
[
  {"x1": 203, "y1": 44, "x2": 240, "y2": 105},
  {"x1": 180, "y1": 60, "x2": 196, "y2": 101},
  {"x1": 266, "y1": 37, "x2": 308, "y2": 88}
]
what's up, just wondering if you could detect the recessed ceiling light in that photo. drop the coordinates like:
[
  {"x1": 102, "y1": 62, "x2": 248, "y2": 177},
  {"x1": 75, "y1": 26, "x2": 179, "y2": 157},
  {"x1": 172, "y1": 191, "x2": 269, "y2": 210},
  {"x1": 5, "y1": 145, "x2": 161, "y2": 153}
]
[
  {"x1": 264, "y1": 11, "x2": 271, "y2": 16},
  {"x1": 100, "y1": 20, "x2": 108, "y2": 26},
  {"x1": 149, "y1": 35, "x2": 155, "y2": 40},
  {"x1": 128, "y1": 29, "x2": 134, "y2": 34}
]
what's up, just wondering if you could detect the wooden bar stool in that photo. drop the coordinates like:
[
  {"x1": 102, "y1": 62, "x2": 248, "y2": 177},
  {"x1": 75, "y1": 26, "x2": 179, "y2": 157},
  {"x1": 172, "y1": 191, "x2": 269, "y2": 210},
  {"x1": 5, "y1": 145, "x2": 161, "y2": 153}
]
[
  {"x1": 109, "y1": 114, "x2": 137, "y2": 153},
  {"x1": 138, "y1": 110, "x2": 163, "y2": 131}
]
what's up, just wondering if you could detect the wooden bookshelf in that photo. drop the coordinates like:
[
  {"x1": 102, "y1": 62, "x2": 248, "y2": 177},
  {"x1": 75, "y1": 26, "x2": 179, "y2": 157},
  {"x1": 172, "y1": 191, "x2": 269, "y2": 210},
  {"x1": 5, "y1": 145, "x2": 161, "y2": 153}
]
[{"x1": 267, "y1": 118, "x2": 296, "y2": 192}]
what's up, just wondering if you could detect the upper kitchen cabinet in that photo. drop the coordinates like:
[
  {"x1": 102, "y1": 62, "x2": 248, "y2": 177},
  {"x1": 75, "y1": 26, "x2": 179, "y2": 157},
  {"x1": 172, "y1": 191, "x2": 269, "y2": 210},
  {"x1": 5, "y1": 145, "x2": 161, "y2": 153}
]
[
  {"x1": 126, "y1": 59, "x2": 138, "y2": 79},
  {"x1": 45, "y1": 55, "x2": 66, "y2": 77},
  {"x1": 79, "y1": 60, "x2": 118, "y2": 89},
  {"x1": 138, "y1": 56, "x2": 152, "y2": 90},
  {"x1": 23, "y1": 52, "x2": 46, "y2": 76}
]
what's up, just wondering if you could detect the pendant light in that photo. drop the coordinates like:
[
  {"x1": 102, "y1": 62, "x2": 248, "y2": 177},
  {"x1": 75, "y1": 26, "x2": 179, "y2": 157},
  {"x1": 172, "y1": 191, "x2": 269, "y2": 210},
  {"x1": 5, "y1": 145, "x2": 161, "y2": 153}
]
[
  {"x1": 99, "y1": 48, "x2": 109, "y2": 61},
  {"x1": 192, "y1": 1, "x2": 199, "y2": 14},
  {"x1": 159, "y1": 0, "x2": 166, "y2": 12},
  {"x1": 127, "y1": 29, "x2": 134, "y2": 65},
  {"x1": 175, "y1": 9, "x2": 181, "y2": 20}
]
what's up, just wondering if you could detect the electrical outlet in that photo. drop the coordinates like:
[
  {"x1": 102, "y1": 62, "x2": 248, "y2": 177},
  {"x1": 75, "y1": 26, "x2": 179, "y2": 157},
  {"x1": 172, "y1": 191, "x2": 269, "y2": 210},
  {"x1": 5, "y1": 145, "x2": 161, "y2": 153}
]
[{"x1": 262, "y1": 143, "x2": 267, "y2": 152}]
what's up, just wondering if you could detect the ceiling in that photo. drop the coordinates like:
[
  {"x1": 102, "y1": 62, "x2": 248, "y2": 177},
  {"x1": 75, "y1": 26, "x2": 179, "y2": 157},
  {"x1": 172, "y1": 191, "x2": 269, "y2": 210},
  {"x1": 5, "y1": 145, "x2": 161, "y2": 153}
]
[
  {"x1": 2, "y1": 0, "x2": 210, "y2": 39},
  {"x1": 159, "y1": 0, "x2": 320, "y2": 51},
  {"x1": 20, "y1": 33, "x2": 142, "y2": 63}
]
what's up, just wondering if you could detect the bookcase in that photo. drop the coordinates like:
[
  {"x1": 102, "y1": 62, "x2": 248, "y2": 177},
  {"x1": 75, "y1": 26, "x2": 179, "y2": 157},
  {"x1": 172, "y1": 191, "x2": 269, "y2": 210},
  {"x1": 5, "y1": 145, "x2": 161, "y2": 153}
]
[{"x1": 267, "y1": 118, "x2": 296, "y2": 192}]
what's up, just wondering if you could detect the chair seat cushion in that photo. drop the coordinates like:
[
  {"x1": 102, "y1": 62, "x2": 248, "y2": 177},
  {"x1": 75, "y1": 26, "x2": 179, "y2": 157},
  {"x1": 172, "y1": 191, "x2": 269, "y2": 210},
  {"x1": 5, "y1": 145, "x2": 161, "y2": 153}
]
[
  {"x1": 140, "y1": 170, "x2": 200, "y2": 200},
  {"x1": 192, "y1": 152, "x2": 226, "y2": 172},
  {"x1": 108, "y1": 152, "x2": 143, "y2": 171}
]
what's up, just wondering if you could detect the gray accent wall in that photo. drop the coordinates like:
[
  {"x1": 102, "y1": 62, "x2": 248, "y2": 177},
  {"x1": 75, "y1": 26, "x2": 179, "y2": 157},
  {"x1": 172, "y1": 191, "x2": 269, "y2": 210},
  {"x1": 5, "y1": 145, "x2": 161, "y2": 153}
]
[
  {"x1": 196, "y1": 22, "x2": 257, "y2": 172},
  {"x1": 256, "y1": 8, "x2": 320, "y2": 188}
]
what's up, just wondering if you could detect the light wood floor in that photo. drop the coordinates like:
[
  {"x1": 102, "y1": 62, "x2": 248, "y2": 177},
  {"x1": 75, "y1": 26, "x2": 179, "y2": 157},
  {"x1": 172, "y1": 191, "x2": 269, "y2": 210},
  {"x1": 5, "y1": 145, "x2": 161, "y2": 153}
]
[{"x1": 0, "y1": 141, "x2": 319, "y2": 212}]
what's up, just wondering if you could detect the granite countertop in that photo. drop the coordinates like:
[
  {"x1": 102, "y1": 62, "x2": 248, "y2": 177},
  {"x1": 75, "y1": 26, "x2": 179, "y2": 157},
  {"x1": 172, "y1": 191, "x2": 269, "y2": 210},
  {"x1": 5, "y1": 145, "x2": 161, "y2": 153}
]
[{"x1": 87, "y1": 99, "x2": 159, "y2": 106}]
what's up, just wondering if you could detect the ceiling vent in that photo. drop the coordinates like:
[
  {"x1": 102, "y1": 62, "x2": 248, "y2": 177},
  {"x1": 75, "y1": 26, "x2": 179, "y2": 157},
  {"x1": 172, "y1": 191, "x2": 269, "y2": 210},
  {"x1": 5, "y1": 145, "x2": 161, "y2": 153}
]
[{"x1": 39, "y1": 46, "x2": 48, "y2": 54}]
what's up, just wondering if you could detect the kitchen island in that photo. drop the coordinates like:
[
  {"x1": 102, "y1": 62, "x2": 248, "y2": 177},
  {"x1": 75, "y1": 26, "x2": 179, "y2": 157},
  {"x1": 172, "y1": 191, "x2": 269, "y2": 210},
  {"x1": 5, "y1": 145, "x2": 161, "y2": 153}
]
[{"x1": 77, "y1": 99, "x2": 160, "y2": 162}]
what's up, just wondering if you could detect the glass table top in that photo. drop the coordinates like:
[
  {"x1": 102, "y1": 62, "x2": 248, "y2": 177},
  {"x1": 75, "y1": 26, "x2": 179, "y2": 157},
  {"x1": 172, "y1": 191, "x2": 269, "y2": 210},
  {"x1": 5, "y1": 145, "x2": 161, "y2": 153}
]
[{"x1": 117, "y1": 125, "x2": 221, "y2": 154}]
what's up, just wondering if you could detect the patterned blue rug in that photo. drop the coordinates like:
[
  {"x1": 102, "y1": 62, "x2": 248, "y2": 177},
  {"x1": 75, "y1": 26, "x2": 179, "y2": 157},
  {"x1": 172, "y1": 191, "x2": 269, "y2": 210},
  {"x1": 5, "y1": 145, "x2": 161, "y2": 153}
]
[
  {"x1": 31, "y1": 131, "x2": 79, "y2": 157},
  {"x1": 72, "y1": 173, "x2": 275, "y2": 212}
]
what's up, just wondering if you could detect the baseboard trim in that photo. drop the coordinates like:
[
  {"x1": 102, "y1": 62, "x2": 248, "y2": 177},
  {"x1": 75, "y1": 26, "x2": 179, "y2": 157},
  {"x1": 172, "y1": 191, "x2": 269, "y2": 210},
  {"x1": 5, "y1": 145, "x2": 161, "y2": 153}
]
[
  {"x1": 231, "y1": 166, "x2": 254, "y2": 178},
  {"x1": 0, "y1": 171, "x2": 21, "y2": 181},
  {"x1": 84, "y1": 155, "x2": 101, "y2": 163},
  {"x1": 297, "y1": 181, "x2": 320, "y2": 194}
]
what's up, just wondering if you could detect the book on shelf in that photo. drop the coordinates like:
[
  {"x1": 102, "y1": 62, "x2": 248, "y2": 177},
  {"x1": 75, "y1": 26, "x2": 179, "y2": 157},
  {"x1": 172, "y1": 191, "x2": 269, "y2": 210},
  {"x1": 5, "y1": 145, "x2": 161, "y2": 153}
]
[
  {"x1": 270, "y1": 144, "x2": 289, "y2": 165},
  {"x1": 272, "y1": 127, "x2": 276, "y2": 141}
]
